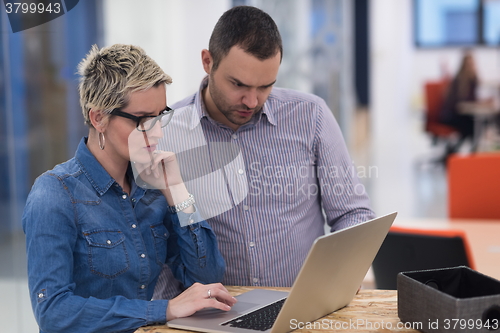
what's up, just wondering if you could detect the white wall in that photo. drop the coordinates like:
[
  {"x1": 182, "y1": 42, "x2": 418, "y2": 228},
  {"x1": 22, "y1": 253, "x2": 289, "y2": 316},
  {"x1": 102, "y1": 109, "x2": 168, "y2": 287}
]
[{"x1": 103, "y1": 0, "x2": 231, "y2": 104}]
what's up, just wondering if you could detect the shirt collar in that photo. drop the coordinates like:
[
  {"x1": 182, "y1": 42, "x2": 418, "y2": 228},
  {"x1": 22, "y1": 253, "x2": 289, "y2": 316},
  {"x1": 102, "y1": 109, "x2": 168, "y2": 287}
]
[
  {"x1": 74, "y1": 137, "x2": 121, "y2": 196},
  {"x1": 190, "y1": 76, "x2": 277, "y2": 130}
]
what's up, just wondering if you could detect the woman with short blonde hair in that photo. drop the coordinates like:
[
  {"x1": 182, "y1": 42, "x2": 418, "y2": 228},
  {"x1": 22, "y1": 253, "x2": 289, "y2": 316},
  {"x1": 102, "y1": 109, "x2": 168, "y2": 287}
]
[{"x1": 23, "y1": 44, "x2": 235, "y2": 333}]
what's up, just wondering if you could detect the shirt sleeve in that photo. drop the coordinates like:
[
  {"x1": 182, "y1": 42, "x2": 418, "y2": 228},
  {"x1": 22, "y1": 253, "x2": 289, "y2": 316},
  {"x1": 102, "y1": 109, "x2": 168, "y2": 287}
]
[
  {"x1": 165, "y1": 208, "x2": 226, "y2": 288},
  {"x1": 312, "y1": 100, "x2": 376, "y2": 231},
  {"x1": 22, "y1": 174, "x2": 169, "y2": 333}
]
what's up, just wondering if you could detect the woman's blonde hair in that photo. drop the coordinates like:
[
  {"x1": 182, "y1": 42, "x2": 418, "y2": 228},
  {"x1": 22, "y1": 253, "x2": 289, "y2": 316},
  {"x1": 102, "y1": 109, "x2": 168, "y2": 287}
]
[{"x1": 77, "y1": 44, "x2": 172, "y2": 127}]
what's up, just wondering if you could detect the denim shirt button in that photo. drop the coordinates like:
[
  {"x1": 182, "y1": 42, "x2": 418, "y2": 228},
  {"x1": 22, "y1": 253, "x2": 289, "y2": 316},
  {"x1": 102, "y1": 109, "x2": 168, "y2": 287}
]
[
  {"x1": 131, "y1": 198, "x2": 136, "y2": 203},
  {"x1": 38, "y1": 293, "x2": 44, "y2": 298},
  {"x1": 106, "y1": 240, "x2": 111, "y2": 245},
  {"x1": 140, "y1": 253, "x2": 146, "y2": 258},
  {"x1": 122, "y1": 194, "x2": 127, "y2": 199},
  {"x1": 140, "y1": 285, "x2": 146, "y2": 289},
  {"x1": 131, "y1": 224, "x2": 137, "y2": 229}
]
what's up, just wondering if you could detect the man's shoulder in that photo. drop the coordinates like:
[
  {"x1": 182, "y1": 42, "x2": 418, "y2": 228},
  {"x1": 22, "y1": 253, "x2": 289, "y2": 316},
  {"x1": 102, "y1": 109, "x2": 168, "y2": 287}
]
[
  {"x1": 172, "y1": 93, "x2": 197, "y2": 109},
  {"x1": 267, "y1": 88, "x2": 331, "y2": 122},
  {"x1": 269, "y1": 87, "x2": 327, "y2": 107}
]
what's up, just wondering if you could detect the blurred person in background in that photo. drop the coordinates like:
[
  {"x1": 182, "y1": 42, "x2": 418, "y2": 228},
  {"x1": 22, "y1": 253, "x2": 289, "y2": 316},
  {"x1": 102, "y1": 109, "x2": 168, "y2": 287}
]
[
  {"x1": 22, "y1": 44, "x2": 235, "y2": 333},
  {"x1": 440, "y1": 50, "x2": 492, "y2": 154}
]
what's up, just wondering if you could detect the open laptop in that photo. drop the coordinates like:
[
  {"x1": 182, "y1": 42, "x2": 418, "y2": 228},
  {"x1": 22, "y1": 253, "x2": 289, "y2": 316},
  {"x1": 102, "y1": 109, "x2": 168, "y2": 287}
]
[{"x1": 168, "y1": 212, "x2": 397, "y2": 333}]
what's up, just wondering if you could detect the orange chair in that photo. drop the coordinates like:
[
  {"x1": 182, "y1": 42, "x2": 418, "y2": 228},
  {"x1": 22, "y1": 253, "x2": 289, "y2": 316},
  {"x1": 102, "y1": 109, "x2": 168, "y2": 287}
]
[
  {"x1": 372, "y1": 226, "x2": 475, "y2": 290},
  {"x1": 424, "y1": 80, "x2": 457, "y2": 144},
  {"x1": 448, "y1": 153, "x2": 500, "y2": 219}
]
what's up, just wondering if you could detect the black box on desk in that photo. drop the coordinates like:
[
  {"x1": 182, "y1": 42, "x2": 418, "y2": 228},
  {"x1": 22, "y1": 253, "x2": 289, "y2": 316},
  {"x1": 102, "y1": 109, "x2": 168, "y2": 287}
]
[{"x1": 397, "y1": 266, "x2": 500, "y2": 333}]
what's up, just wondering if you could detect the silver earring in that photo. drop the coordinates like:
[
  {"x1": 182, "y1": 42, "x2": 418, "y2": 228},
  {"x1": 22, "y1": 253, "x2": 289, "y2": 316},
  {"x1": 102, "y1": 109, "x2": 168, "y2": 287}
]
[{"x1": 98, "y1": 132, "x2": 105, "y2": 150}]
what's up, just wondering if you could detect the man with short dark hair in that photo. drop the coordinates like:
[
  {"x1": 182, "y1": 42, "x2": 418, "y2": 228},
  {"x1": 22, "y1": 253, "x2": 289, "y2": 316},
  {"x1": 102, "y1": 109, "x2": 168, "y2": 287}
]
[{"x1": 155, "y1": 5, "x2": 375, "y2": 299}]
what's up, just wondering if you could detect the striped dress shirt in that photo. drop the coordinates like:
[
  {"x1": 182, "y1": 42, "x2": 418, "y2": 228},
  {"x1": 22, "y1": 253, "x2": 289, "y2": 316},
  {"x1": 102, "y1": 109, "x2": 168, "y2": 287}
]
[{"x1": 154, "y1": 77, "x2": 375, "y2": 299}]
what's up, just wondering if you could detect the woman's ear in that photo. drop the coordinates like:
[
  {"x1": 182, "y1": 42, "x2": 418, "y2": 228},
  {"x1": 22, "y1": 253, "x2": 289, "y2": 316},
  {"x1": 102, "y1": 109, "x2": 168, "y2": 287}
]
[{"x1": 89, "y1": 109, "x2": 107, "y2": 132}]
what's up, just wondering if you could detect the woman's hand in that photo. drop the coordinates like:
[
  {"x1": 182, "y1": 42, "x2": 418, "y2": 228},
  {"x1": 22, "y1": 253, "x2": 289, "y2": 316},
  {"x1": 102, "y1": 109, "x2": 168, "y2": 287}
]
[
  {"x1": 166, "y1": 282, "x2": 238, "y2": 321},
  {"x1": 134, "y1": 150, "x2": 183, "y2": 190}
]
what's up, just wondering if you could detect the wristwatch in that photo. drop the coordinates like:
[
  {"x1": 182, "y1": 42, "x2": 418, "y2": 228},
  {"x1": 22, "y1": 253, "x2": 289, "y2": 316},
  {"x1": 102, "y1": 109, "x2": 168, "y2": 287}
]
[{"x1": 168, "y1": 194, "x2": 195, "y2": 214}]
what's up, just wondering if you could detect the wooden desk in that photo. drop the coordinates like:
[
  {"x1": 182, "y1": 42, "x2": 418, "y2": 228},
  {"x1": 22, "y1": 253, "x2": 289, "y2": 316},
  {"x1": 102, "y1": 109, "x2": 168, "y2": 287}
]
[
  {"x1": 135, "y1": 220, "x2": 500, "y2": 332},
  {"x1": 136, "y1": 287, "x2": 419, "y2": 333},
  {"x1": 458, "y1": 101, "x2": 500, "y2": 151},
  {"x1": 394, "y1": 218, "x2": 500, "y2": 281}
]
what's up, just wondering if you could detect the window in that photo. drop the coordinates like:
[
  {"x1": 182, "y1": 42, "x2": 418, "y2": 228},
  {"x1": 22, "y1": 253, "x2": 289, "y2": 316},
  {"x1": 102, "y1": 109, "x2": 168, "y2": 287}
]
[
  {"x1": 414, "y1": 0, "x2": 500, "y2": 47},
  {"x1": 483, "y1": 0, "x2": 500, "y2": 45}
]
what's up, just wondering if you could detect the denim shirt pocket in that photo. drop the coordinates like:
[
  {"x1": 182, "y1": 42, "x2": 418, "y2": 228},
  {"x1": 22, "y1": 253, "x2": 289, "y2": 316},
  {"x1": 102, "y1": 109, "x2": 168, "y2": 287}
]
[
  {"x1": 151, "y1": 223, "x2": 169, "y2": 266},
  {"x1": 83, "y1": 229, "x2": 130, "y2": 279}
]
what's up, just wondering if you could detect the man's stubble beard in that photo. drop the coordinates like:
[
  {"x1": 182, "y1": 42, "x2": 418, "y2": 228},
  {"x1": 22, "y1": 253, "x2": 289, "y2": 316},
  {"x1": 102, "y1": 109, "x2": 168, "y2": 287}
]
[{"x1": 208, "y1": 74, "x2": 262, "y2": 127}]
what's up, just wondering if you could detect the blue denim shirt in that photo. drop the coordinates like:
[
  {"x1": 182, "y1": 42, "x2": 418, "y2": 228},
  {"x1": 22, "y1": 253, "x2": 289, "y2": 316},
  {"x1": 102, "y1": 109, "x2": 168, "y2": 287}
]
[{"x1": 22, "y1": 137, "x2": 225, "y2": 333}]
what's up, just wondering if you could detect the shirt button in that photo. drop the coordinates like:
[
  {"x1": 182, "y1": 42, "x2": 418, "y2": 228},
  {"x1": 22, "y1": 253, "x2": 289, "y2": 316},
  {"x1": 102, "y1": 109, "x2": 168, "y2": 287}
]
[
  {"x1": 188, "y1": 219, "x2": 194, "y2": 224},
  {"x1": 238, "y1": 169, "x2": 244, "y2": 175},
  {"x1": 131, "y1": 198, "x2": 136, "y2": 203},
  {"x1": 249, "y1": 241, "x2": 255, "y2": 248},
  {"x1": 140, "y1": 285, "x2": 146, "y2": 289},
  {"x1": 140, "y1": 253, "x2": 146, "y2": 258},
  {"x1": 131, "y1": 224, "x2": 137, "y2": 229},
  {"x1": 122, "y1": 194, "x2": 127, "y2": 199},
  {"x1": 243, "y1": 205, "x2": 250, "y2": 211},
  {"x1": 38, "y1": 293, "x2": 44, "y2": 298},
  {"x1": 106, "y1": 240, "x2": 111, "y2": 245},
  {"x1": 232, "y1": 134, "x2": 238, "y2": 140}
]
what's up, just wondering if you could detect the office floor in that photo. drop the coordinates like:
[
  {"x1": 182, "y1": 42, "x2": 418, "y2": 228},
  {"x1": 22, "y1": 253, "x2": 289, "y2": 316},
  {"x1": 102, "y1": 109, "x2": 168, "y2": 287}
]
[
  {"x1": 352, "y1": 108, "x2": 450, "y2": 220},
  {"x1": 1, "y1": 109, "x2": 452, "y2": 332}
]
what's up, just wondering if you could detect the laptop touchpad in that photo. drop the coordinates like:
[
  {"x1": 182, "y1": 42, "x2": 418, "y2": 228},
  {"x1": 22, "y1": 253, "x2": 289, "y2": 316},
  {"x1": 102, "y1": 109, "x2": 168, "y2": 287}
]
[{"x1": 191, "y1": 302, "x2": 259, "y2": 318}]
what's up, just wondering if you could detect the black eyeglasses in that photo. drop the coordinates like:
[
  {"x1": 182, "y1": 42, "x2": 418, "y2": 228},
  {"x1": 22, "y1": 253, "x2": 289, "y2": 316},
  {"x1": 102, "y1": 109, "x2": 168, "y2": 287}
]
[{"x1": 110, "y1": 106, "x2": 174, "y2": 132}]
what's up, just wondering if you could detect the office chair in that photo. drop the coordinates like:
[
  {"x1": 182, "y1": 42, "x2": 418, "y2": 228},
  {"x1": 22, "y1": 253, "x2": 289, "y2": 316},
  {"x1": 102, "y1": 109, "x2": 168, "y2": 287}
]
[
  {"x1": 424, "y1": 80, "x2": 457, "y2": 144},
  {"x1": 448, "y1": 153, "x2": 500, "y2": 219},
  {"x1": 414, "y1": 80, "x2": 459, "y2": 167},
  {"x1": 372, "y1": 226, "x2": 475, "y2": 290}
]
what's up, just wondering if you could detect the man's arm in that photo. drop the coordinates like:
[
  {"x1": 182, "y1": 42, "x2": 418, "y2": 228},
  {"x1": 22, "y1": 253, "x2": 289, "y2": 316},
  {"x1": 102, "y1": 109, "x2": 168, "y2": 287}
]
[{"x1": 313, "y1": 100, "x2": 376, "y2": 231}]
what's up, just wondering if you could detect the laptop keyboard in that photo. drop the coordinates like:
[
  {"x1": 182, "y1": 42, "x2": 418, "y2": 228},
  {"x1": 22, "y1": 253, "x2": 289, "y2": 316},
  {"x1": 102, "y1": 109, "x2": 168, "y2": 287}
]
[{"x1": 221, "y1": 298, "x2": 286, "y2": 331}]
